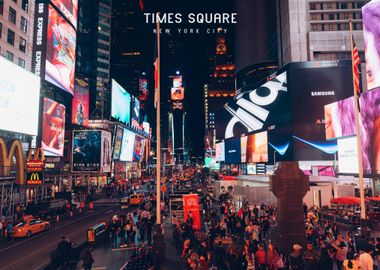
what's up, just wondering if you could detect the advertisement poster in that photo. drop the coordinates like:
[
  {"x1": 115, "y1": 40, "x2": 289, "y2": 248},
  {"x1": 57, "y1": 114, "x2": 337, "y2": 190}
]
[
  {"x1": 112, "y1": 126, "x2": 124, "y2": 160},
  {"x1": 143, "y1": 122, "x2": 150, "y2": 134},
  {"x1": 246, "y1": 131, "x2": 268, "y2": 163},
  {"x1": 120, "y1": 128, "x2": 135, "y2": 162},
  {"x1": 215, "y1": 142, "x2": 225, "y2": 162},
  {"x1": 72, "y1": 77, "x2": 89, "y2": 126},
  {"x1": 0, "y1": 56, "x2": 40, "y2": 136},
  {"x1": 111, "y1": 79, "x2": 131, "y2": 125},
  {"x1": 225, "y1": 137, "x2": 241, "y2": 164},
  {"x1": 247, "y1": 164, "x2": 256, "y2": 175},
  {"x1": 240, "y1": 135, "x2": 248, "y2": 163},
  {"x1": 133, "y1": 135, "x2": 145, "y2": 162},
  {"x1": 72, "y1": 130, "x2": 101, "y2": 172},
  {"x1": 131, "y1": 97, "x2": 140, "y2": 128},
  {"x1": 204, "y1": 130, "x2": 214, "y2": 158},
  {"x1": 183, "y1": 194, "x2": 201, "y2": 230},
  {"x1": 363, "y1": 0, "x2": 380, "y2": 91},
  {"x1": 138, "y1": 78, "x2": 149, "y2": 102},
  {"x1": 289, "y1": 61, "x2": 353, "y2": 161},
  {"x1": 45, "y1": 5, "x2": 76, "y2": 95},
  {"x1": 101, "y1": 131, "x2": 111, "y2": 172},
  {"x1": 42, "y1": 97, "x2": 66, "y2": 156},
  {"x1": 50, "y1": 0, "x2": 78, "y2": 28},
  {"x1": 171, "y1": 86, "x2": 185, "y2": 101}
]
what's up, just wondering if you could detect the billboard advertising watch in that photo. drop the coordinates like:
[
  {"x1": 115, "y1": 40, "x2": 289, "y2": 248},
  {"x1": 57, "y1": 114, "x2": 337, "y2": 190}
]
[
  {"x1": 0, "y1": 57, "x2": 41, "y2": 136},
  {"x1": 42, "y1": 97, "x2": 66, "y2": 156}
]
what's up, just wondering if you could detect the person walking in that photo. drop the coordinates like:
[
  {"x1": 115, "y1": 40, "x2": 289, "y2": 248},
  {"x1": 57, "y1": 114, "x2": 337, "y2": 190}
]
[
  {"x1": 288, "y1": 244, "x2": 305, "y2": 270},
  {"x1": 82, "y1": 247, "x2": 94, "y2": 270}
]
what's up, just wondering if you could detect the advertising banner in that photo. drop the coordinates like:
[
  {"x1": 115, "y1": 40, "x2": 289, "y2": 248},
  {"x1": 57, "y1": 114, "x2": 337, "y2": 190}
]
[
  {"x1": 215, "y1": 142, "x2": 225, "y2": 162},
  {"x1": 112, "y1": 126, "x2": 124, "y2": 160},
  {"x1": 50, "y1": 0, "x2": 78, "y2": 28},
  {"x1": 338, "y1": 136, "x2": 359, "y2": 174},
  {"x1": 183, "y1": 194, "x2": 201, "y2": 230},
  {"x1": 246, "y1": 131, "x2": 268, "y2": 163},
  {"x1": 204, "y1": 130, "x2": 214, "y2": 158},
  {"x1": 111, "y1": 79, "x2": 131, "y2": 125},
  {"x1": 45, "y1": 4, "x2": 76, "y2": 95},
  {"x1": 120, "y1": 129, "x2": 135, "y2": 162},
  {"x1": 0, "y1": 56, "x2": 40, "y2": 135},
  {"x1": 131, "y1": 97, "x2": 140, "y2": 128},
  {"x1": 289, "y1": 61, "x2": 353, "y2": 161},
  {"x1": 26, "y1": 172, "x2": 43, "y2": 185},
  {"x1": 240, "y1": 136, "x2": 248, "y2": 163},
  {"x1": 72, "y1": 77, "x2": 89, "y2": 126},
  {"x1": 133, "y1": 135, "x2": 145, "y2": 162},
  {"x1": 101, "y1": 131, "x2": 111, "y2": 172},
  {"x1": 363, "y1": 0, "x2": 380, "y2": 91},
  {"x1": 138, "y1": 78, "x2": 149, "y2": 103},
  {"x1": 42, "y1": 97, "x2": 66, "y2": 156},
  {"x1": 225, "y1": 137, "x2": 241, "y2": 164},
  {"x1": 247, "y1": 163, "x2": 256, "y2": 175},
  {"x1": 72, "y1": 130, "x2": 101, "y2": 172},
  {"x1": 32, "y1": 2, "x2": 48, "y2": 79},
  {"x1": 171, "y1": 87, "x2": 185, "y2": 101},
  {"x1": 142, "y1": 122, "x2": 150, "y2": 134}
]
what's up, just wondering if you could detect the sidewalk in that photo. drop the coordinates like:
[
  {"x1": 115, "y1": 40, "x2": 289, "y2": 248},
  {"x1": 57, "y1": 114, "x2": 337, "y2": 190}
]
[{"x1": 161, "y1": 223, "x2": 186, "y2": 270}]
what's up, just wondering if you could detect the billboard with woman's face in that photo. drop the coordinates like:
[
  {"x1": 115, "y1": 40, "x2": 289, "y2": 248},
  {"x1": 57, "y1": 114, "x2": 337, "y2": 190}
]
[{"x1": 363, "y1": 0, "x2": 380, "y2": 91}]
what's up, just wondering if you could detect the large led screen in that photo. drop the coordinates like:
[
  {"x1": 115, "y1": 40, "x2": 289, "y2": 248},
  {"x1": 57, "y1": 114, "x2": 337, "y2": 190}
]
[
  {"x1": 138, "y1": 78, "x2": 148, "y2": 102},
  {"x1": 219, "y1": 71, "x2": 289, "y2": 140},
  {"x1": 324, "y1": 87, "x2": 380, "y2": 175},
  {"x1": 72, "y1": 130, "x2": 101, "y2": 172},
  {"x1": 72, "y1": 77, "x2": 89, "y2": 126},
  {"x1": 289, "y1": 61, "x2": 353, "y2": 161},
  {"x1": 247, "y1": 164, "x2": 256, "y2": 175},
  {"x1": 131, "y1": 97, "x2": 140, "y2": 128},
  {"x1": 111, "y1": 79, "x2": 131, "y2": 125},
  {"x1": 0, "y1": 57, "x2": 40, "y2": 135},
  {"x1": 112, "y1": 126, "x2": 124, "y2": 160},
  {"x1": 42, "y1": 97, "x2": 66, "y2": 156},
  {"x1": 246, "y1": 131, "x2": 268, "y2": 163},
  {"x1": 133, "y1": 135, "x2": 145, "y2": 162},
  {"x1": 45, "y1": 5, "x2": 76, "y2": 95},
  {"x1": 120, "y1": 129, "x2": 135, "y2": 162},
  {"x1": 363, "y1": 0, "x2": 380, "y2": 91},
  {"x1": 338, "y1": 136, "x2": 359, "y2": 174},
  {"x1": 215, "y1": 142, "x2": 225, "y2": 162},
  {"x1": 101, "y1": 131, "x2": 111, "y2": 172},
  {"x1": 224, "y1": 137, "x2": 241, "y2": 164},
  {"x1": 50, "y1": 0, "x2": 78, "y2": 28}
]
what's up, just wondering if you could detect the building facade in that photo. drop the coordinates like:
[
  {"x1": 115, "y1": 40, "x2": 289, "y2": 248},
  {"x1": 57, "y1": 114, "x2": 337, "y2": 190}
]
[{"x1": 0, "y1": 0, "x2": 35, "y2": 70}]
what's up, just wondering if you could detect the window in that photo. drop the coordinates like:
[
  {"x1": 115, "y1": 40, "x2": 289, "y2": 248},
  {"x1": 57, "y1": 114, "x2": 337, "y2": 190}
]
[
  {"x1": 341, "y1": 3, "x2": 347, "y2": 9},
  {"x1": 19, "y1": 37, "x2": 26, "y2": 52},
  {"x1": 328, "y1": 24, "x2": 334, "y2": 31},
  {"x1": 98, "y1": 43, "x2": 109, "y2": 51},
  {"x1": 312, "y1": 24, "x2": 318, "y2": 31},
  {"x1": 344, "y1": 13, "x2": 349, "y2": 19},
  {"x1": 327, "y1": 3, "x2": 332, "y2": 9},
  {"x1": 20, "y1": 17, "x2": 27, "y2": 33},
  {"x1": 6, "y1": 51, "x2": 14, "y2": 62},
  {"x1": 352, "y1": 13, "x2": 356, "y2": 19},
  {"x1": 0, "y1": 0, "x2": 3, "y2": 15},
  {"x1": 18, "y1": 58, "x2": 25, "y2": 68},
  {"x1": 329, "y1": 14, "x2": 334, "y2": 20},
  {"x1": 9, "y1": 7, "x2": 16, "y2": 24},
  {"x1": 311, "y1": 14, "x2": 317, "y2": 20},
  {"x1": 322, "y1": 24, "x2": 325, "y2": 31},
  {"x1": 22, "y1": 0, "x2": 28, "y2": 12},
  {"x1": 337, "y1": 13, "x2": 340, "y2": 20},
  {"x1": 7, "y1": 29, "x2": 15, "y2": 45}
]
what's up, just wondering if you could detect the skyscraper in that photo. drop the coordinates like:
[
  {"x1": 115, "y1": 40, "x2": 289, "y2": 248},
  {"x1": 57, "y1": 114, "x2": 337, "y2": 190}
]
[{"x1": 0, "y1": 0, "x2": 35, "y2": 70}]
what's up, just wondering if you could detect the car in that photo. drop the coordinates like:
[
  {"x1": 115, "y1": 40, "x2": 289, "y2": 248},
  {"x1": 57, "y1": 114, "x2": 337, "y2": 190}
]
[
  {"x1": 11, "y1": 217, "x2": 50, "y2": 238},
  {"x1": 128, "y1": 194, "x2": 145, "y2": 205}
]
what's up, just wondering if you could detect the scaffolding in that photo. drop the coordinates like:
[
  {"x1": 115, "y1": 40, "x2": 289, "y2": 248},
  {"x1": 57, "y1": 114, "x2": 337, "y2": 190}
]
[{"x1": 0, "y1": 166, "x2": 22, "y2": 222}]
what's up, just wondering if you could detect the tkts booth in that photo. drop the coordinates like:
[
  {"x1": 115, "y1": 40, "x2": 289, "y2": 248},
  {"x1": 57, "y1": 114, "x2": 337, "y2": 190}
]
[{"x1": 182, "y1": 194, "x2": 201, "y2": 230}]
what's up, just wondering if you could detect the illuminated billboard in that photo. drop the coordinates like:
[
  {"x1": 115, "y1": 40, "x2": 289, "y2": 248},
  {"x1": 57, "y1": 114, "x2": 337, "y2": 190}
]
[
  {"x1": 363, "y1": 0, "x2": 380, "y2": 91},
  {"x1": 111, "y1": 79, "x2": 131, "y2": 125},
  {"x1": 246, "y1": 131, "x2": 268, "y2": 163},
  {"x1": 101, "y1": 131, "x2": 111, "y2": 172},
  {"x1": 72, "y1": 130, "x2": 101, "y2": 172},
  {"x1": 215, "y1": 142, "x2": 225, "y2": 162},
  {"x1": 143, "y1": 122, "x2": 150, "y2": 134},
  {"x1": 112, "y1": 126, "x2": 124, "y2": 160},
  {"x1": 225, "y1": 137, "x2": 241, "y2": 164},
  {"x1": 171, "y1": 76, "x2": 184, "y2": 101},
  {"x1": 247, "y1": 164, "x2": 256, "y2": 175},
  {"x1": 42, "y1": 97, "x2": 66, "y2": 156},
  {"x1": 338, "y1": 136, "x2": 359, "y2": 174},
  {"x1": 131, "y1": 97, "x2": 140, "y2": 128},
  {"x1": 50, "y1": 0, "x2": 78, "y2": 28},
  {"x1": 0, "y1": 56, "x2": 40, "y2": 135},
  {"x1": 45, "y1": 4, "x2": 76, "y2": 95},
  {"x1": 72, "y1": 77, "x2": 89, "y2": 126},
  {"x1": 138, "y1": 78, "x2": 148, "y2": 103},
  {"x1": 120, "y1": 129, "x2": 135, "y2": 162},
  {"x1": 133, "y1": 135, "x2": 145, "y2": 162}
]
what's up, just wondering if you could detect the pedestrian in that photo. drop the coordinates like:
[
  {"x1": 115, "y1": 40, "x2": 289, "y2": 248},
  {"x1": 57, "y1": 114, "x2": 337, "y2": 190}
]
[
  {"x1": 304, "y1": 242, "x2": 320, "y2": 270},
  {"x1": 7, "y1": 222, "x2": 12, "y2": 241},
  {"x1": 344, "y1": 254, "x2": 360, "y2": 270},
  {"x1": 359, "y1": 247, "x2": 374, "y2": 270},
  {"x1": 255, "y1": 244, "x2": 267, "y2": 270},
  {"x1": 288, "y1": 244, "x2": 305, "y2": 270},
  {"x1": 267, "y1": 243, "x2": 283, "y2": 270},
  {"x1": 82, "y1": 247, "x2": 94, "y2": 270},
  {"x1": 214, "y1": 241, "x2": 227, "y2": 270},
  {"x1": 57, "y1": 236, "x2": 71, "y2": 267},
  {"x1": 332, "y1": 240, "x2": 348, "y2": 270}
]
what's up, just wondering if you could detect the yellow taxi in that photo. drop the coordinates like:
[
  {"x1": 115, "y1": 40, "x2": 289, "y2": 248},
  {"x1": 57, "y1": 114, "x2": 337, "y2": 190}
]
[
  {"x1": 12, "y1": 216, "x2": 50, "y2": 238},
  {"x1": 128, "y1": 194, "x2": 145, "y2": 205}
]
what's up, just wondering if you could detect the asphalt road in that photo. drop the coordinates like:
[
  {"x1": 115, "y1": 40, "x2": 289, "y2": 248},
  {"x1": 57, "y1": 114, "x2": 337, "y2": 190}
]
[{"x1": 0, "y1": 203, "x2": 121, "y2": 270}]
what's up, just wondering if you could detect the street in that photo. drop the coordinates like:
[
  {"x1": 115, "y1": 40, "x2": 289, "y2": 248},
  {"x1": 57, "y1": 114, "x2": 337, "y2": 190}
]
[{"x1": 0, "y1": 203, "x2": 120, "y2": 270}]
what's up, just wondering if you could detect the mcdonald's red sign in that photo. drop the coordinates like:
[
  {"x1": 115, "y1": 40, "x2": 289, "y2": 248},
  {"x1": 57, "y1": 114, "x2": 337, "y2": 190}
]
[{"x1": 26, "y1": 172, "x2": 43, "y2": 185}]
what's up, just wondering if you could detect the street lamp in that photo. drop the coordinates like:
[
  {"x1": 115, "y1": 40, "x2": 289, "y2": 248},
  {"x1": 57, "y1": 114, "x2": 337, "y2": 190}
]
[{"x1": 176, "y1": 70, "x2": 180, "y2": 75}]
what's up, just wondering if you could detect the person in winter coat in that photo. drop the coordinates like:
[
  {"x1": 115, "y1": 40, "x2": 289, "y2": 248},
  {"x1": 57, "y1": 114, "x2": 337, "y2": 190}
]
[{"x1": 82, "y1": 247, "x2": 94, "y2": 270}]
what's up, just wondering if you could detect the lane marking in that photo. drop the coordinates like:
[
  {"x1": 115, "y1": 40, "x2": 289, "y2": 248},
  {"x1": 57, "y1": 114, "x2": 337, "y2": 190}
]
[{"x1": 105, "y1": 210, "x2": 115, "y2": 214}]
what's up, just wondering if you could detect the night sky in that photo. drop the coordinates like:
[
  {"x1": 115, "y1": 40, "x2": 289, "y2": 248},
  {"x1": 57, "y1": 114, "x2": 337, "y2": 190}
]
[{"x1": 138, "y1": 0, "x2": 235, "y2": 157}]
